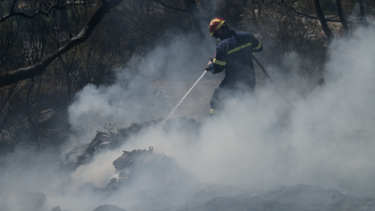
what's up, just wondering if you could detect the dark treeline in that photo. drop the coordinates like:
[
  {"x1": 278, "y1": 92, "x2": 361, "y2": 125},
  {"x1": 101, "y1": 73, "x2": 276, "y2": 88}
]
[{"x1": 0, "y1": 0, "x2": 374, "y2": 153}]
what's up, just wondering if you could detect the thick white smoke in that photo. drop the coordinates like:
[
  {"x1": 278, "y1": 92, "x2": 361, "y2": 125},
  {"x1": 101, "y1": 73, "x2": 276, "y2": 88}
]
[
  {"x1": 63, "y1": 26, "x2": 375, "y2": 207},
  {"x1": 68, "y1": 34, "x2": 217, "y2": 134},
  {"x1": 58, "y1": 26, "x2": 375, "y2": 208},
  {"x1": 2, "y1": 24, "x2": 375, "y2": 211}
]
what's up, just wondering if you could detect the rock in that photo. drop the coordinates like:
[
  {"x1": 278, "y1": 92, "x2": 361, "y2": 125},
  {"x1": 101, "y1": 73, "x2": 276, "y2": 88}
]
[
  {"x1": 56, "y1": 143, "x2": 90, "y2": 171},
  {"x1": 57, "y1": 117, "x2": 201, "y2": 171},
  {"x1": 93, "y1": 204, "x2": 126, "y2": 211},
  {"x1": 112, "y1": 149, "x2": 153, "y2": 171},
  {"x1": 51, "y1": 206, "x2": 62, "y2": 211},
  {"x1": 56, "y1": 116, "x2": 162, "y2": 172},
  {"x1": 97, "y1": 147, "x2": 192, "y2": 193}
]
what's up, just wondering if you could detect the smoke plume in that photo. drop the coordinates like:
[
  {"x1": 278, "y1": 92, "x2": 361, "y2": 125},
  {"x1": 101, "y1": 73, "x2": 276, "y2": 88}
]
[{"x1": 2, "y1": 24, "x2": 375, "y2": 211}]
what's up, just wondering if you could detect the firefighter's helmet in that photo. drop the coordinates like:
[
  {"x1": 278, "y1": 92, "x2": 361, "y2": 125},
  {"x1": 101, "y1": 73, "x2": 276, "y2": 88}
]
[{"x1": 209, "y1": 17, "x2": 227, "y2": 36}]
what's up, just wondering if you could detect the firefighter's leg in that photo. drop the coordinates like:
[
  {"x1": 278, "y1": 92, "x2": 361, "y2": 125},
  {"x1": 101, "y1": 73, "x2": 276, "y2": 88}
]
[{"x1": 210, "y1": 87, "x2": 223, "y2": 117}]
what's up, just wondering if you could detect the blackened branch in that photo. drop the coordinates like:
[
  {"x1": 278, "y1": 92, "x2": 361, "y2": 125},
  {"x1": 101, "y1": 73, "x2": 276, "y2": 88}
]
[{"x1": 0, "y1": 0, "x2": 99, "y2": 23}]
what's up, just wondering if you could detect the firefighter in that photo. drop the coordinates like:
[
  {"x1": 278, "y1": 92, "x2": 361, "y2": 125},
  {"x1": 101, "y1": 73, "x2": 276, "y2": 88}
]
[{"x1": 206, "y1": 17, "x2": 263, "y2": 115}]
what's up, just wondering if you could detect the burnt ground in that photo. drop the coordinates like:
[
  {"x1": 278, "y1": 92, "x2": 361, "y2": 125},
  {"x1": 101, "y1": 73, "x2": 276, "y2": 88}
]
[
  {"x1": 1, "y1": 117, "x2": 375, "y2": 211},
  {"x1": 179, "y1": 184, "x2": 375, "y2": 211},
  {"x1": 56, "y1": 117, "x2": 200, "y2": 172},
  {"x1": 86, "y1": 145, "x2": 375, "y2": 211},
  {"x1": 56, "y1": 118, "x2": 375, "y2": 211}
]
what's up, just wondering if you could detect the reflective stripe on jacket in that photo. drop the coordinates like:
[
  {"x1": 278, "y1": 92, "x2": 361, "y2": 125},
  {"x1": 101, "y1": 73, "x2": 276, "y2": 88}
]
[{"x1": 208, "y1": 30, "x2": 263, "y2": 88}]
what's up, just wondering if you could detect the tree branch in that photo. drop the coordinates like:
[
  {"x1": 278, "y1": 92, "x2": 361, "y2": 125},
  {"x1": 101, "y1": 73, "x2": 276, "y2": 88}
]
[
  {"x1": 114, "y1": 9, "x2": 163, "y2": 36},
  {"x1": 0, "y1": 0, "x2": 124, "y2": 88},
  {"x1": 183, "y1": 0, "x2": 208, "y2": 37},
  {"x1": 0, "y1": 0, "x2": 99, "y2": 23},
  {"x1": 275, "y1": 0, "x2": 349, "y2": 23},
  {"x1": 336, "y1": 0, "x2": 349, "y2": 34},
  {"x1": 313, "y1": 0, "x2": 334, "y2": 41},
  {"x1": 151, "y1": 0, "x2": 188, "y2": 13}
]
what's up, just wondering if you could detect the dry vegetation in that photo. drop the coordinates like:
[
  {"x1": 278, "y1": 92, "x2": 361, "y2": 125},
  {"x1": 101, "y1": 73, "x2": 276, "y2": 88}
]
[{"x1": 0, "y1": 0, "x2": 374, "y2": 153}]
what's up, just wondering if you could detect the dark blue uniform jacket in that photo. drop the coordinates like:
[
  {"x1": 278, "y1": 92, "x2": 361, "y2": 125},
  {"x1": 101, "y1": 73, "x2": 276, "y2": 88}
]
[{"x1": 207, "y1": 30, "x2": 263, "y2": 90}]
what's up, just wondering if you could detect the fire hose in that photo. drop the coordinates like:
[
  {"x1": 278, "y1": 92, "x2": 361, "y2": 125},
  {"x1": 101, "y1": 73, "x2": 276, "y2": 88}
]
[
  {"x1": 162, "y1": 56, "x2": 375, "y2": 136},
  {"x1": 252, "y1": 55, "x2": 296, "y2": 109},
  {"x1": 162, "y1": 70, "x2": 207, "y2": 124},
  {"x1": 162, "y1": 55, "x2": 291, "y2": 124}
]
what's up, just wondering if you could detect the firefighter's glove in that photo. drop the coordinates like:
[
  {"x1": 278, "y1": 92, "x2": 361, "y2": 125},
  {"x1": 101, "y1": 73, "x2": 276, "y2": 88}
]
[{"x1": 205, "y1": 56, "x2": 214, "y2": 71}]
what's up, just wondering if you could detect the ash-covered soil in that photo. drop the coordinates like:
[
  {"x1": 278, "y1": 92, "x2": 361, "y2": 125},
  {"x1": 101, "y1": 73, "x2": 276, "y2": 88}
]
[
  {"x1": 90, "y1": 146, "x2": 375, "y2": 211},
  {"x1": 180, "y1": 184, "x2": 375, "y2": 211},
  {"x1": 1, "y1": 117, "x2": 375, "y2": 211}
]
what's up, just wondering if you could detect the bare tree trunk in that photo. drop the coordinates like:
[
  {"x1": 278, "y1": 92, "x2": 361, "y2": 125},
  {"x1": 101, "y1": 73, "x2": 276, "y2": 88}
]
[
  {"x1": 184, "y1": 0, "x2": 208, "y2": 38},
  {"x1": 0, "y1": 0, "x2": 124, "y2": 88},
  {"x1": 336, "y1": 0, "x2": 349, "y2": 35},
  {"x1": 252, "y1": 7, "x2": 259, "y2": 29},
  {"x1": 314, "y1": 0, "x2": 334, "y2": 42},
  {"x1": 60, "y1": 9, "x2": 69, "y2": 32},
  {"x1": 358, "y1": 0, "x2": 367, "y2": 25},
  {"x1": 359, "y1": 0, "x2": 364, "y2": 19}
]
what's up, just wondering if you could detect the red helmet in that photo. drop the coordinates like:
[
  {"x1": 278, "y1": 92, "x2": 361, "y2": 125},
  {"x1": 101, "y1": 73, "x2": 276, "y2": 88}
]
[{"x1": 209, "y1": 17, "x2": 227, "y2": 36}]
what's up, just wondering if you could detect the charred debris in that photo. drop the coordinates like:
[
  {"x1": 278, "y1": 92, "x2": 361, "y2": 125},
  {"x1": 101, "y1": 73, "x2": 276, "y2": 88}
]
[
  {"x1": 2, "y1": 117, "x2": 375, "y2": 211},
  {"x1": 56, "y1": 117, "x2": 200, "y2": 172}
]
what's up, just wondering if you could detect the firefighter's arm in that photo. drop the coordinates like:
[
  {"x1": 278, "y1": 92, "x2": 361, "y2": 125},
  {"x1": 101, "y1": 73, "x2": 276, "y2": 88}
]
[
  {"x1": 206, "y1": 47, "x2": 226, "y2": 74},
  {"x1": 249, "y1": 35, "x2": 263, "y2": 52},
  {"x1": 206, "y1": 56, "x2": 213, "y2": 70}
]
